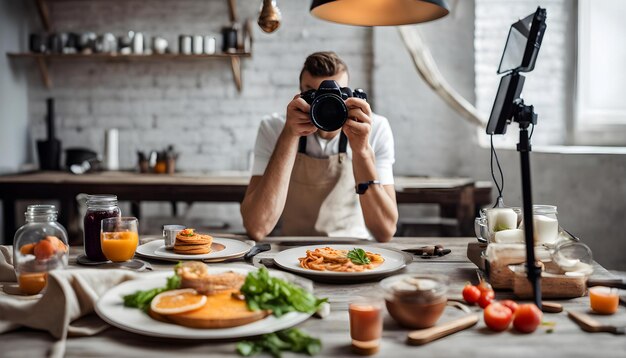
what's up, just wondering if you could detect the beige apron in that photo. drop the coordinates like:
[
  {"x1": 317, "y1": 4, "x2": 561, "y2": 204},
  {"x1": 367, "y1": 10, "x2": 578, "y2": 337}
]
[{"x1": 280, "y1": 132, "x2": 369, "y2": 238}]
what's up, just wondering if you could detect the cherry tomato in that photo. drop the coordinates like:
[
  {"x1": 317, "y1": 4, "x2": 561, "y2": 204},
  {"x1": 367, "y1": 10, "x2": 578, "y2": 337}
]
[
  {"x1": 484, "y1": 302, "x2": 513, "y2": 331},
  {"x1": 500, "y1": 300, "x2": 519, "y2": 314},
  {"x1": 477, "y1": 280, "x2": 493, "y2": 294},
  {"x1": 478, "y1": 290, "x2": 495, "y2": 308},
  {"x1": 513, "y1": 304, "x2": 543, "y2": 333},
  {"x1": 462, "y1": 284, "x2": 481, "y2": 305}
]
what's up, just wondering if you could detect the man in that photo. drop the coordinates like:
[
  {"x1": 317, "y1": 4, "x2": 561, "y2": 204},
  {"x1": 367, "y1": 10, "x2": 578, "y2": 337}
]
[{"x1": 241, "y1": 52, "x2": 397, "y2": 242}]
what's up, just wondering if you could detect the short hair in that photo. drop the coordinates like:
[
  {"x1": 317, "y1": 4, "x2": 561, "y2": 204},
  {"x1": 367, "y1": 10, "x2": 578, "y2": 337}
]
[{"x1": 299, "y1": 51, "x2": 349, "y2": 83}]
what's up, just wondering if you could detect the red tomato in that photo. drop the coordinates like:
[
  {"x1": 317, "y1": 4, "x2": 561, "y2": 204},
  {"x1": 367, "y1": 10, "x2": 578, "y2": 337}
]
[
  {"x1": 478, "y1": 290, "x2": 495, "y2": 308},
  {"x1": 477, "y1": 280, "x2": 493, "y2": 294},
  {"x1": 484, "y1": 302, "x2": 513, "y2": 331},
  {"x1": 500, "y1": 300, "x2": 519, "y2": 314},
  {"x1": 462, "y1": 285, "x2": 481, "y2": 305},
  {"x1": 513, "y1": 304, "x2": 543, "y2": 333}
]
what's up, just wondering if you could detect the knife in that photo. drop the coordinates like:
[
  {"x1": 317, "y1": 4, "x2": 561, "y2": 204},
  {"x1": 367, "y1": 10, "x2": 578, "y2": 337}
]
[
  {"x1": 244, "y1": 243, "x2": 271, "y2": 262},
  {"x1": 567, "y1": 310, "x2": 625, "y2": 335}
]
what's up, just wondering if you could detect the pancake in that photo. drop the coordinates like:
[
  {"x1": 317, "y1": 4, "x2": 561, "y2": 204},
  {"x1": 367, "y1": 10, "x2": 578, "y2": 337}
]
[
  {"x1": 174, "y1": 228, "x2": 213, "y2": 255},
  {"x1": 173, "y1": 244, "x2": 212, "y2": 255},
  {"x1": 150, "y1": 289, "x2": 270, "y2": 329}
]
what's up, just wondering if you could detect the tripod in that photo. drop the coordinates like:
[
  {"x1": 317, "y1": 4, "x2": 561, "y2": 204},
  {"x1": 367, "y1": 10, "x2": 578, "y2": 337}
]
[{"x1": 512, "y1": 96, "x2": 542, "y2": 308}]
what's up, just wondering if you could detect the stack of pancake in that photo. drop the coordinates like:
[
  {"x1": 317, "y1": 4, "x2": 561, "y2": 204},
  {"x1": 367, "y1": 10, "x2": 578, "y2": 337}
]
[{"x1": 173, "y1": 228, "x2": 213, "y2": 255}]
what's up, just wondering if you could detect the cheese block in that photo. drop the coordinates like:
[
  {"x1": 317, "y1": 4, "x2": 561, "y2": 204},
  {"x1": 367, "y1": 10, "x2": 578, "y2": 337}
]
[
  {"x1": 493, "y1": 229, "x2": 525, "y2": 244},
  {"x1": 486, "y1": 208, "x2": 518, "y2": 232}
]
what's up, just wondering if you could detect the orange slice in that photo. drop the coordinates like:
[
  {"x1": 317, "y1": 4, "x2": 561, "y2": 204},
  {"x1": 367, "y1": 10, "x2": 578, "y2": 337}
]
[{"x1": 150, "y1": 289, "x2": 207, "y2": 315}]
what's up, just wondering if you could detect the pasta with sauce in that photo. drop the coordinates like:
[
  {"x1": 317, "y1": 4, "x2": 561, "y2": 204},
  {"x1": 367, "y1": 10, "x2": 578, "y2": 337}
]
[{"x1": 298, "y1": 247, "x2": 385, "y2": 272}]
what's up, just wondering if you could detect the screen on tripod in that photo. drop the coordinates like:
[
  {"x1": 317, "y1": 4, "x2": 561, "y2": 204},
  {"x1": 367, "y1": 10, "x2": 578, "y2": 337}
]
[{"x1": 497, "y1": 8, "x2": 546, "y2": 74}]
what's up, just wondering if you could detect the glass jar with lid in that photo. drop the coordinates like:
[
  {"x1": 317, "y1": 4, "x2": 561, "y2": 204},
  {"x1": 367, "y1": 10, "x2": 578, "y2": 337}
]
[
  {"x1": 530, "y1": 205, "x2": 559, "y2": 245},
  {"x1": 13, "y1": 205, "x2": 69, "y2": 295},
  {"x1": 84, "y1": 194, "x2": 120, "y2": 262}
]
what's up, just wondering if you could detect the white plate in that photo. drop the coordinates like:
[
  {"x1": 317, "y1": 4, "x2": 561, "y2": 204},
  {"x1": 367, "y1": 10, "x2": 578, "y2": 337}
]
[
  {"x1": 273, "y1": 245, "x2": 410, "y2": 280},
  {"x1": 95, "y1": 267, "x2": 312, "y2": 339},
  {"x1": 135, "y1": 238, "x2": 252, "y2": 261}
]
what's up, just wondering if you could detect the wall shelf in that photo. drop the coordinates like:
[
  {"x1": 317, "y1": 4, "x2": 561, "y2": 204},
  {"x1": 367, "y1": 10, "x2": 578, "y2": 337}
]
[
  {"x1": 10, "y1": 0, "x2": 249, "y2": 91},
  {"x1": 7, "y1": 52, "x2": 250, "y2": 91}
]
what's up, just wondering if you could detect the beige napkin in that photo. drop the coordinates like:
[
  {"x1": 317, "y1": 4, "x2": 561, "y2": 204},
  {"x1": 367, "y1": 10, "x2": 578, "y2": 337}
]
[{"x1": 0, "y1": 246, "x2": 138, "y2": 357}]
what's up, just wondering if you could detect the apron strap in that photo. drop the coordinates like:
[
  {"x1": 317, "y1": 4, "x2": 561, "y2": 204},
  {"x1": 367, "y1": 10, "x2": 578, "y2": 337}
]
[
  {"x1": 298, "y1": 132, "x2": 348, "y2": 154},
  {"x1": 338, "y1": 132, "x2": 348, "y2": 153},
  {"x1": 298, "y1": 136, "x2": 307, "y2": 153}
]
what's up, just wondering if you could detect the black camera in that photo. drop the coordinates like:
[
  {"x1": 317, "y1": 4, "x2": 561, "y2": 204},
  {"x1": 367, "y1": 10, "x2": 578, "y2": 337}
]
[{"x1": 300, "y1": 80, "x2": 367, "y2": 132}]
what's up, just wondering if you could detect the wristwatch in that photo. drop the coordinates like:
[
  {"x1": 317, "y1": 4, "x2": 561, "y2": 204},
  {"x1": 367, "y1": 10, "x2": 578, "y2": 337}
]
[{"x1": 355, "y1": 180, "x2": 381, "y2": 195}]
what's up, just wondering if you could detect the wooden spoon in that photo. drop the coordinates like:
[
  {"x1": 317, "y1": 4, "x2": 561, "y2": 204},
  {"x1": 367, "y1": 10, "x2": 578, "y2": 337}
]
[{"x1": 407, "y1": 314, "x2": 479, "y2": 345}]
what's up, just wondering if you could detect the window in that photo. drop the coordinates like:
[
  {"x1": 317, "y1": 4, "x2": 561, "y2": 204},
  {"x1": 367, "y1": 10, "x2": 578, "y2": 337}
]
[{"x1": 576, "y1": 0, "x2": 626, "y2": 145}]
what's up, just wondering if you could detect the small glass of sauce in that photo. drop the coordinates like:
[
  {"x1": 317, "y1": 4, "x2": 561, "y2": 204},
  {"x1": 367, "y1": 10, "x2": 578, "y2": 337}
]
[
  {"x1": 349, "y1": 296, "x2": 384, "y2": 356},
  {"x1": 380, "y1": 274, "x2": 448, "y2": 329}
]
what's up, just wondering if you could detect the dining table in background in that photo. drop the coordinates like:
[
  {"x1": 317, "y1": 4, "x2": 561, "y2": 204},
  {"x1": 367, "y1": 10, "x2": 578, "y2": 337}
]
[
  {"x1": 0, "y1": 237, "x2": 624, "y2": 357},
  {"x1": 0, "y1": 171, "x2": 492, "y2": 244}
]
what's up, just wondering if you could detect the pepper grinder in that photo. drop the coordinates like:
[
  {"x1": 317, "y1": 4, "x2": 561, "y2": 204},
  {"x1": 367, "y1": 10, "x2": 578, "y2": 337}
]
[{"x1": 36, "y1": 98, "x2": 61, "y2": 171}]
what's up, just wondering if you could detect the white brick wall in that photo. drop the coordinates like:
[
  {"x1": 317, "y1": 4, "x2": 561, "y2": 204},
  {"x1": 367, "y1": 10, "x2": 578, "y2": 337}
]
[
  {"x1": 475, "y1": 0, "x2": 576, "y2": 145},
  {"x1": 27, "y1": 0, "x2": 373, "y2": 171}
]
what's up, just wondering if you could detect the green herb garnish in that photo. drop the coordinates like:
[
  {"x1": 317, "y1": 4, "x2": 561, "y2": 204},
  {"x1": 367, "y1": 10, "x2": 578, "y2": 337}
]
[
  {"x1": 240, "y1": 267, "x2": 327, "y2": 317},
  {"x1": 236, "y1": 328, "x2": 321, "y2": 358},
  {"x1": 122, "y1": 263, "x2": 182, "y2": 311},
  {"x1": 347, "y1": 248, "x2": 371, "y2": 265}
]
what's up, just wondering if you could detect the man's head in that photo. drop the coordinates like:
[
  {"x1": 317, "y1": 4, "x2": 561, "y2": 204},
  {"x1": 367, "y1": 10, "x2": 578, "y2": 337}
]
[{"x1": 299, "y1": 51, "x2": 349, "y2": 92}]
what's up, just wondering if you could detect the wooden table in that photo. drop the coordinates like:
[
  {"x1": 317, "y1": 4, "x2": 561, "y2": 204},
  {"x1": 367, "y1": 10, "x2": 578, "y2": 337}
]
[
  {"x1": 0, "y1": 171, "x2": 491, "y2": 243},
  {"x1": 0, "y1": 237, "x2": 624, "y2": 357}
]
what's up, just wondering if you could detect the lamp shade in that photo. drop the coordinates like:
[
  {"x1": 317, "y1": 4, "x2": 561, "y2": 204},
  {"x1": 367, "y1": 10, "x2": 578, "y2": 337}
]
[{"x1": 310, "y1": 0, "x2": 449, "y2": 26}]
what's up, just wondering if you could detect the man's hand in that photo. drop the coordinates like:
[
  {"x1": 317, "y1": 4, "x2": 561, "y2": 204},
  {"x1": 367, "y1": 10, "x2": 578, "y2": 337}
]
[
  {"x1": 343, "y1": 97, "x2": 373, "y2": 155},
  {"x1": 283, "y1": 95, "x2": 317, "y2": 138}
]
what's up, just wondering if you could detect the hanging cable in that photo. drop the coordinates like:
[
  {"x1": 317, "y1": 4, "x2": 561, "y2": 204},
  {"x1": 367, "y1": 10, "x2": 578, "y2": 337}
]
[
  {"x1": 529, "y1": 123, "x2": 535, "y2": 140},
  {"x1": 490, "y1": 135, "x2": 505, "y2": 207}
]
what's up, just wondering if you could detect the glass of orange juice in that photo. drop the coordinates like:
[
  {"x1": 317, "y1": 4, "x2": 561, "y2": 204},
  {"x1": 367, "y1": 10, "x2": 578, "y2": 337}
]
[{"x1": 100, "y1": 217, "x2": 139, "y2": 262}]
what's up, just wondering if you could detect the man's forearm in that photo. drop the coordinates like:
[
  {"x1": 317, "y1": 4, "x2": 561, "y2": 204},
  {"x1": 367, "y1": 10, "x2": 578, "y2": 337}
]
[
  {"x1": 241, "y1": 132, "x2": 300, "y2": 240},
  {"x1": 352, "y1": 148, "x2": 398, "y2": 242}
]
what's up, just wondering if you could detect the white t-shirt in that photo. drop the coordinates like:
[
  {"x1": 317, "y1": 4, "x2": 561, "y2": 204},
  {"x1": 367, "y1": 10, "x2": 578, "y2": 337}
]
[{"x1": 251, "y1": 113, "x2": 395, "y2": 185}]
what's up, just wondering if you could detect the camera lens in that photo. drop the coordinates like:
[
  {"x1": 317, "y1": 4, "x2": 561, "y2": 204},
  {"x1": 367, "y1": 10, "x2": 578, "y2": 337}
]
[{"x1": 310, "y1": 94, "x2": 348, "y2": 132}]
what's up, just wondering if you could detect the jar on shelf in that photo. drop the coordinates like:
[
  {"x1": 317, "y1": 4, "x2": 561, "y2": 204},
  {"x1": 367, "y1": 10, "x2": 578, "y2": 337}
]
[
  {"x1": 13, "y1": 205, "x2": 69, "y2": 295},
  {"x1": 84, "y1": 194, "x2": 120, "y2": 262}
]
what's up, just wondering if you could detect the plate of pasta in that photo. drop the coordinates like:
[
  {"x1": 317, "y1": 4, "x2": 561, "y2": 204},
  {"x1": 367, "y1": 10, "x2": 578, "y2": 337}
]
[{"x1": 273, "y1": 245, "x2": 412, "y2": 282}]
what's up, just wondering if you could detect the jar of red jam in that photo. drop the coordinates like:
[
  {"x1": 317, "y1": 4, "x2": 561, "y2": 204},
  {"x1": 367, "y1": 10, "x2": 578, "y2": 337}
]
[{"x1": 83, "y1": 195, "x2": 120, "y2": 261}]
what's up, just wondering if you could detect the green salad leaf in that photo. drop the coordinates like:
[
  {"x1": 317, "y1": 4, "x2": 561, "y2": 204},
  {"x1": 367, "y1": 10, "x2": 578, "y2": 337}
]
[
  {"x1": 236, "y1": 328, "x2": 321, "y2": 358},
  {"x1": 347, "y1": 248, "x2": 371, "y2": 265},
  {"x1": 240, "y1": 267, "x2": 327, "y2": 317},
  {"x1": 122, "y1": 263, "x2": 182, "y2": 311}
]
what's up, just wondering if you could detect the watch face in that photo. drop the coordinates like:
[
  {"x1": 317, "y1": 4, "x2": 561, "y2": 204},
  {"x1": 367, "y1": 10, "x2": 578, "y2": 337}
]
[{"x1": 356, "y1": 183, "x2": 368, "y2": 195}]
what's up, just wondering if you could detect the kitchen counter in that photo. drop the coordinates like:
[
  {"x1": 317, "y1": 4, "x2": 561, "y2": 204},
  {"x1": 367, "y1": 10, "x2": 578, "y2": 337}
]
[
  {"x1": 0, "y1": 237, "x2": 624, "y2": 357},
  {"x1": 0, "y1": 171, "x2": 491, "y2": 243}
]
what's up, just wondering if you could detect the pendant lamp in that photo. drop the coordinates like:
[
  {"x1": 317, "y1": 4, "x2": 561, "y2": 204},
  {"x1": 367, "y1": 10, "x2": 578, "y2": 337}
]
[{"x1": 310, "y1": 0, "x2": 449, "y2": 26}]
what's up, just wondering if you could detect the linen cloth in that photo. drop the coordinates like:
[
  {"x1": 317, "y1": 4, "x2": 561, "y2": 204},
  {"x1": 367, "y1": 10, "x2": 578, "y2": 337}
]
[{"x1": 0, "y1": 246, "x2": 138, "y2": 357}]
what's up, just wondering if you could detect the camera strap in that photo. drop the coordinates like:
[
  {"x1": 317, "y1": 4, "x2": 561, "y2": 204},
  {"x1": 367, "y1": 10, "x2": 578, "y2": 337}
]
[{"x1": 298, "y1": 132, "x2": 348, "y2": 154}]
